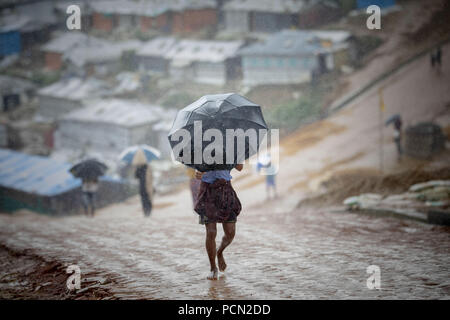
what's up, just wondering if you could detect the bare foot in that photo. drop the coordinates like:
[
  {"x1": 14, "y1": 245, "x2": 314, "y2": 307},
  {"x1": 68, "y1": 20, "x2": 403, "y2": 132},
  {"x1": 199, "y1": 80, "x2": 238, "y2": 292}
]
[
  {"x1": 217, "y1": 252, "x2": 227, "y2": 272},
  {"x1": 207, "y1": 269, "x2": 218, "y2": 280}
]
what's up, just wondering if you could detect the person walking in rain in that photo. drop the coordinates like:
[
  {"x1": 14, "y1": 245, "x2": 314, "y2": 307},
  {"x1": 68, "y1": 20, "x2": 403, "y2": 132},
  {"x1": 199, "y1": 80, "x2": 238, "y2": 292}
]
[
  {"x1": 257, "y1": 153, "x2": 277, "y2": 200},
  {"x1": 119, "y1": 145, "x2": 160, "y2": 217},
  {"x1": 435, "y1": 46, "x2": 442, "y2": 70},
  {"x1": 194, "y1": 164, "x2": 243, "y2": 280},
  {"x1": 168, "y1": 93, "x2": 267, "y2": 281},
  {"x1": 81, "y1": 177, "x2": 98, "y2": 216},
  {"x1": 135, "y1": 163, "x2": 153, "y2": 217},
  {"x1": 393, "y1": 116, "x2": 403, "y2": 160},
  {"x1": 70, "y1": 158, "x2": 107, "y2": 217},
  {"x1": 431, "y1": 46, "x2": 443, "y2": 72}
]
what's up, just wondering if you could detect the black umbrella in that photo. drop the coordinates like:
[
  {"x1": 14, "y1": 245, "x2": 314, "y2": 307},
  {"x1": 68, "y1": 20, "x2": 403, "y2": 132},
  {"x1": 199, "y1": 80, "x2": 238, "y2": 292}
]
[
  {"x1": 69, "y1": 159, "x2": 108, "y2": 179},
  {"x1": 385, "y1": 114, "x2": 401, "y2": 126},
  {"x1": 168, "y1": 93, "x2": 268, "y2": 172}
]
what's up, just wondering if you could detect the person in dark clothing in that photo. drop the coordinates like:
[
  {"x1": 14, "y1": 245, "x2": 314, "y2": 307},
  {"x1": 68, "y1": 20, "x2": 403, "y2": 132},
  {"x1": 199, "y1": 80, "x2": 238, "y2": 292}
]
[
  {"x1": 435, "y1": 46, "x2": 442, "y2": 68},
  {"x1": 81, "y1": 177, "x2": 98, "y2": 216},
  {"x1": 431, "y1": 46, "x2": 443, "y2": 71},
  {"x1": 135, "y1": 164, "x2": 153, "y2": 217},
  {"x1": 393, "y1": 117, "x2": 403, "y2": 160},
  {"x1": 194, "y1": 164, "x2": 243, "y2": 280},
  {"x1": 430, "y1": 51, "x2": 436, "y2": 68}
]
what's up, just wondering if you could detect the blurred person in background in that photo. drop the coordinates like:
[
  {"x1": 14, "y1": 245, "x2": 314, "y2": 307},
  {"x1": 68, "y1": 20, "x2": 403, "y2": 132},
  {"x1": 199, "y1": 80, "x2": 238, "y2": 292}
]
[
  {"x1": 82, "y1": 177, "x2": 98, "y2": 216},
  {"x1": 431, "y1": 46, "x2": 443, "y2": 72},
  {"x1": 257, "y1": 153, "x2": 278, "y2": 200},
  {"x1": 435, "y1": 46, "x2": 442, "y2": 70},
  {"x1": 135, "y1": 164, "x2": 153, "y2": 217},
  {"x1": 393, "y1": 116, "x2": 403, "y2": 161}
]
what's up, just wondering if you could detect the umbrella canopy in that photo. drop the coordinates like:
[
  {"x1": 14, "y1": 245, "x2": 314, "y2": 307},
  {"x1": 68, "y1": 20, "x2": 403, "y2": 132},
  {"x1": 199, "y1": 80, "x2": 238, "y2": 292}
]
[
  {"x1": 168, "y1": 93, "x2": 268, "y2": 172},
  {"x1": 385, "y1": 114, "x2": 401, "y2": 126},
  {"x1": 119, "y1": 145, "x2": 161, "y2": 166},
  {"x1": 69, "y1": 159, "x2": 108, "y2": 180}
]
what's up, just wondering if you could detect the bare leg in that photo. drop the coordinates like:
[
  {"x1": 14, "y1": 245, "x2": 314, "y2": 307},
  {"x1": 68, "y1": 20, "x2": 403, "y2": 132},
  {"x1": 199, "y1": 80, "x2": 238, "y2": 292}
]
[
  {"x1": 205, "y1": 223, "x2": 218, "y2": 280},
  {"x1": 217, "y1": 222, "x2": 236, "y2": 272}
]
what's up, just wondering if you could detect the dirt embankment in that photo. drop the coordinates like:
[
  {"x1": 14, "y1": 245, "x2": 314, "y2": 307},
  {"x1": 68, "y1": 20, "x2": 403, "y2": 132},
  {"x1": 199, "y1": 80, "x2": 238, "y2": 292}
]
[
  {"x1": 0, "y1": 245, "x2": 116, "y2": 300},
  {"x1": 297, "y1": 166, "x2": 450, "y2": 209}
]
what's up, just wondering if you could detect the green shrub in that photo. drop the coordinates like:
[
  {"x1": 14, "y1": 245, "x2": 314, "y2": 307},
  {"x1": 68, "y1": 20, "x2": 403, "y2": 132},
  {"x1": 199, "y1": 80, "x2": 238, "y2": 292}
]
[
  {"x1": 31, "y1": 71, "x2": 60, "y2": 86},
  {"x1": 162, "y1": 92, "x2": 195, "y2": 109},
  {"x1": 265, "y1": 94, "x2": 321, "y2": 134}
]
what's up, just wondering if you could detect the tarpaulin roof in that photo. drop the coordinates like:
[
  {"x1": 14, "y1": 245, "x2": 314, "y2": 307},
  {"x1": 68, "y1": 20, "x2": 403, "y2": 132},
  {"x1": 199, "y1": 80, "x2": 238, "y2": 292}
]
[
  {"x1": 90, "y1": 0, "x2": 216, "y2": 16},
  {"x1": 137, "y1": 37, "x2": 178, "y2": 57},
  {"x1": 165, "y1": 39, "x2": 243, "y2": 64},
  {"x1": 41, "y1": 32, "x2": 107, "y2": 53},
  {"x1": 61, "y1": 99, "x2": 175, "y2": 128},
  {"x1": 223, "y1": 0, "x2": 315, "y2": 13},
  {"x1": 0, "y1": 75, "x2": 35, "y2": 95},
  {"x1": 37, "y1": 77, "x2": 110, "y2": 101},
  {"x1": 0, "y1": 149, "x2": 117, "y2": 196},
  {"x1": 64, "y1": 39, "x2": 142, "y2": 67},
  {"x1": 238, "y1": 29, "x2": 350, "y2": 56}
]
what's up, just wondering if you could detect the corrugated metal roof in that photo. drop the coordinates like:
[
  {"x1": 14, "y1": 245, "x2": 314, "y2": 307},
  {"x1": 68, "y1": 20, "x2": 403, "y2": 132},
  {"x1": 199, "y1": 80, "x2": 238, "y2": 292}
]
[
  {"x1": 0, "y1": 148, "x2": 80, "y2": 196},
  {"x1": 41, "y1": 32, "x2": 107, "y2": 53},
  {"x1": 90, "y1": 0, "x2": 150, "y2": 15},
  {"x1": 37, "y1": 77, "x2": 110, "y2": 100},
  {"x1": 165, "y1": 39, "x2": 243, "y2": 64},
  {"x1": 90, "y1": 0, "x2": 216, "y2": 16},
  {"x1": 137, "y1": 37, "x2": 178, "y2": 57},
  {"x1": 0, "y1": 13, "x2": 49, "y2": 33},
  {"x1": 0, "y1": 75, "x2": 35, "y2": 94},
  {"x1": 239, "y1": 30, "x2": 350, "y2": 56},
  {"x1": 0, "y1": 149, "x2": 121, "y2": 196},
  {"x1": 223, "y1": 0, "x2": 313, "y2": 13},
  {"x1": 64, "y1": 40, "x2": 142, "y2": 67},
  {"x1": 61, "y1": 99, "x2": 175, "y2": 127},
  {"x1": 0, "y1": 14, "x2": 30, "y2": 32}
]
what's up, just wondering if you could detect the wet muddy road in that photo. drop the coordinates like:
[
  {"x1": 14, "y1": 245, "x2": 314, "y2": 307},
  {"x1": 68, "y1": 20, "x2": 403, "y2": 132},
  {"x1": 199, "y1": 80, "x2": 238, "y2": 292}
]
[{"x1": 0, "y1": 189, "x2": 449, "y2": 300}]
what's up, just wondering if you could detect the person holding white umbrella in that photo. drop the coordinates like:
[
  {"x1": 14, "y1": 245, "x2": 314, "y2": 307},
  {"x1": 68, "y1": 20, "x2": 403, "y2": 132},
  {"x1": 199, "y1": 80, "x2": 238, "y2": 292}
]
[{"x1": 119, "y1": 145, "x2": 160, "y2": 217}]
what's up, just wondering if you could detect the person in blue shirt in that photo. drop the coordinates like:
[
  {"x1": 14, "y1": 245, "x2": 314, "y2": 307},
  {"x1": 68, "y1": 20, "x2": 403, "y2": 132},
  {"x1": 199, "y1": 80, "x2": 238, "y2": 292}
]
[{"x1": 194, "y1": 164, "x2": 243, "y2": 280}]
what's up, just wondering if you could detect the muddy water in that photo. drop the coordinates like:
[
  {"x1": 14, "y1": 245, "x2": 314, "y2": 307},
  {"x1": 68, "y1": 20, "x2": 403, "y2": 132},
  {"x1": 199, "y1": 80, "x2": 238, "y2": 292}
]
[{"x1": 0, "y1": 192, "x2": 448, "y2": 299}]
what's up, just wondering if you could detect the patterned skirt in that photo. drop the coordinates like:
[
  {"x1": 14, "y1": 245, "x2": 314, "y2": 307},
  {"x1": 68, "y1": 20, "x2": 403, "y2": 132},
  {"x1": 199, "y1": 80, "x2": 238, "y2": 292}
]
[{"x1": 194, "y1": 179, "x2": 241, "y2": 224}]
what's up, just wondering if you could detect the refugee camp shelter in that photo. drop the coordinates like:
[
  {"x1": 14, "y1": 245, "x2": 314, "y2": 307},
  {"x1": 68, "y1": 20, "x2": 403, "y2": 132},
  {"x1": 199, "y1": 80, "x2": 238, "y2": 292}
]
[
  {"x1": 41, "y1": 32, "x2": 107, "y2": 70},
  {"x1": 55, "y1": 99, "x2": 176, "y2": 159},
  {"x1": 11, "y1": 0, "x2": 57, "y2": 27},
  {"x1": 170, "y1": 0, "x2": 217, "y2": 33},
  {"x1": 37, "y1": 77, "x2": 111, "y2": 120},
  {"x1": 165, "y1": 39, "x2": 243, "y2": 85},
  {"x1": 0, "y1": 149, "x2": 128, "y2": 215},
  {"x1": 297, "y1": 1, "x2": 342, "y2": 28},
  {"x1": 239, "y1": 29, "x2": 351, "y2": 85},
  {"x1": 90, "y1": 0, "x2": 217, "y2": 34},
  {"x1": 0, "y1": 5, "x2": 54, "y2": 56},
  {"x1": 136, "y1": 37, "x2": 178, "y2": 74},
  {"x1": 90, "y1": 0, "x2": 142, "y2": 32},
  {"x1": 222, "y1": 0, "x2": 305, "y2": 33},
  {"x1": 139, "y1": 1, "x2": 173, "y2": 33},
  {"x1": 0, "y1": 75, "x2": 35, "y2": 112},
  {"x1": 64, "y1": 40, "x2": 142, "y2": 76},
  {"x1": 0, "y1": 17, "x2": 24, "y2": 57}
]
